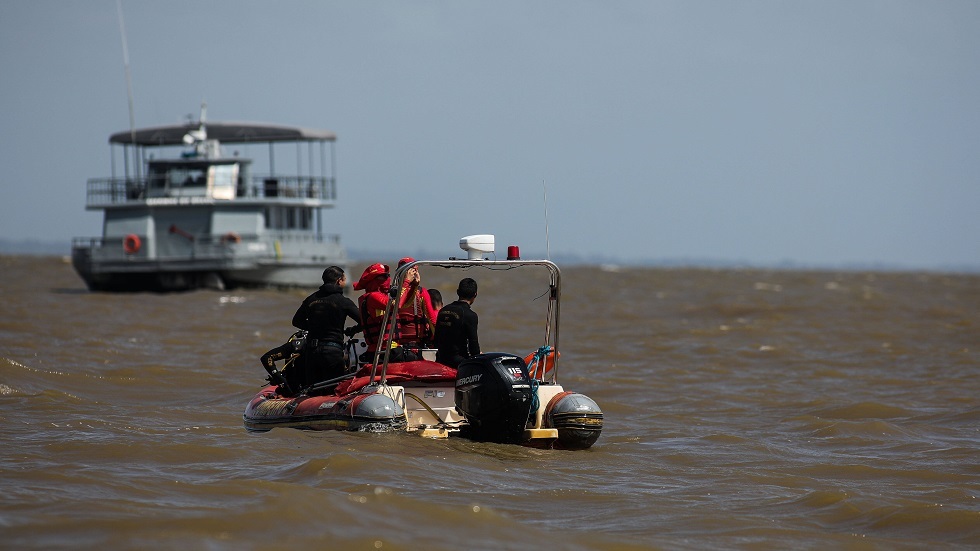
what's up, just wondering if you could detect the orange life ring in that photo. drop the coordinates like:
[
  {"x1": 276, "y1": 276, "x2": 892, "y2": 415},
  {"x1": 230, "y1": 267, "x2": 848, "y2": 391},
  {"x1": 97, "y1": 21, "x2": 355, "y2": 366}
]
[
  {"x1": 123, "y1": 234, "x2": 141, "y2": 254},
  {"x1": 524, "y1": 348, "x2": 559, "y2": 379},
  {"x1": 222, "y1": 232, "x2": 242, "y2": 244}
]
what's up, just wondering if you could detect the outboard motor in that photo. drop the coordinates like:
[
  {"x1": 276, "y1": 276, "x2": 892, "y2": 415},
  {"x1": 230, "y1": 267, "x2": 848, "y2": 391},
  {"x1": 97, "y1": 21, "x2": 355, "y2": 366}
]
[{"x1": 455, "y1": 353, "x2": 534, "y2": 444}]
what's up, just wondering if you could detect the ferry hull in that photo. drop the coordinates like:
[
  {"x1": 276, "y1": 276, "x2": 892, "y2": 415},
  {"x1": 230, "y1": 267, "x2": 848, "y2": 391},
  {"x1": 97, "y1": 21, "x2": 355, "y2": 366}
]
[{"x1": 72, "y1": 239, "x2": 345, "y2": 291}]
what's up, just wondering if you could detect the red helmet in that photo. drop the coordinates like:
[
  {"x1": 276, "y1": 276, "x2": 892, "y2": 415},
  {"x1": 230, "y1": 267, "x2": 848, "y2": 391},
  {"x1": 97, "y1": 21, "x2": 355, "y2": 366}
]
[
  {"x1": 353, "y1": 263, "x2": 389, "y2": 290},
  {"x1": 397, "y1": 257, "x2": 416, "y2": 267}
]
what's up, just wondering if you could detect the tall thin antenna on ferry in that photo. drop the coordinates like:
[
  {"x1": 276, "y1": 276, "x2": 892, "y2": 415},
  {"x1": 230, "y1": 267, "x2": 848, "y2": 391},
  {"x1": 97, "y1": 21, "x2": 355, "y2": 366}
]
[
  {"x1": 116, "y1": 0, "x2": 136, "y2": 139},
  {"x1": 116, "y1": 0, "x2": 138, "y2": 176},
  {"x1": 542, "y1": 179, "x2": 551, "y2": 260}
]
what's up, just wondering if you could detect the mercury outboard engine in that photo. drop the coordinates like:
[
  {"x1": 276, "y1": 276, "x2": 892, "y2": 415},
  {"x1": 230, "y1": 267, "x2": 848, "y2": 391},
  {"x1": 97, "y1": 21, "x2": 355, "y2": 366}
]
[{"x1": 455, "y1": 353, "x2": 534, "y2": 444}]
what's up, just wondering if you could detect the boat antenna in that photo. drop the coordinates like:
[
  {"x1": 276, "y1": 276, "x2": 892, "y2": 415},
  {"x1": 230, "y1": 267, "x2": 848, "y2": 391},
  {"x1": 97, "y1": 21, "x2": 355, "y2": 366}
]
[
  {"x1": 542, "y1": 179, "x2": 551, "y2": 260},
  {"x1": 116, "y1": 0, "x2": 138, "y2": 177}
]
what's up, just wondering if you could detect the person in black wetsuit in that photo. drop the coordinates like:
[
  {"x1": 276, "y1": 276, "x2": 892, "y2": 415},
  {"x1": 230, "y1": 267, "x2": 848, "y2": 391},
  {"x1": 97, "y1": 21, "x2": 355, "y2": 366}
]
[
  {"x1": 434, "y1": 278, "x2": 480, "y2": 368},
  {"x1": 290, "y1": 266, "x2": 361, "y2": 390}
]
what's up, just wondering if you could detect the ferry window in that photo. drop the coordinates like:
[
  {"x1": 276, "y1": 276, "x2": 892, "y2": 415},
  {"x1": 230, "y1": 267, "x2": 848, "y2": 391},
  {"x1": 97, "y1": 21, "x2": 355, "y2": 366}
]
[
  {"x1": 210, "y1": 164, "x2": 239, "y2": 200},
  {"x1": 263, "y1": 207, "x2": 309, "y2": 230},
  {"x1": 148, "y1": 169, "x2": 167, "y2": 192},
  {"x1": 169, "y1": 167, "x2": 207, "y2": 189}
]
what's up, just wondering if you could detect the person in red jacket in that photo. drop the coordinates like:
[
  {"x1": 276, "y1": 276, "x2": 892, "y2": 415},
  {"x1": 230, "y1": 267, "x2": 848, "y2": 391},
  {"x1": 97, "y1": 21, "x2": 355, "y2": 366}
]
[
  {"x1": 353, "y1": 263, "x2": 418, "y2": 364},
  {"x1": 394, "y1": 257, "x2": 440, "y2": 354}
]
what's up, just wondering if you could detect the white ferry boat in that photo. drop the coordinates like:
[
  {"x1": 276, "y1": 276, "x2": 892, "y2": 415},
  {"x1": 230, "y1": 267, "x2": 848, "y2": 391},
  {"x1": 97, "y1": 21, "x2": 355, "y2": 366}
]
[{"x1": 71, "y1": 108, "x2": 346, "y2": 292}]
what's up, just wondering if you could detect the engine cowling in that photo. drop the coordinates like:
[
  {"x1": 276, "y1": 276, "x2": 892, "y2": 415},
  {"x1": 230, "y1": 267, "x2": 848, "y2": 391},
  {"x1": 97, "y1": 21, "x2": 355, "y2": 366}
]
[{"x1": 454, "y1": 353, "x2": 534, "y2": 444}]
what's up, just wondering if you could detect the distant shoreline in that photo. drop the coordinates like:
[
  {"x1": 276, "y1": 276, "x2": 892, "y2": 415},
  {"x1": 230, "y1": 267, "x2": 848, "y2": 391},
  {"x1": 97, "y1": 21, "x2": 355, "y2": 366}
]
[
  {"x1": 2, "y1": 239, "x2": 975, "y2": 274},
  {"x1": 0, "y1": 239, "x2": 70, "y2": 257}
]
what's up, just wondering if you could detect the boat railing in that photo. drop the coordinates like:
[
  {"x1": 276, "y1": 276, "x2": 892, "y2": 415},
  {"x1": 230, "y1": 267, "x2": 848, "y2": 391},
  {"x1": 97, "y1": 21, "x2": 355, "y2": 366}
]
[
  {"x1": 71, "y1": 231, "x2": 341, "y2": 262},
  {"x1": 84, "y1": 175, "x2": 337, "y2": 207},
  {"x1": 369, "y1": 258, "x2": 563, "y2": 385}
]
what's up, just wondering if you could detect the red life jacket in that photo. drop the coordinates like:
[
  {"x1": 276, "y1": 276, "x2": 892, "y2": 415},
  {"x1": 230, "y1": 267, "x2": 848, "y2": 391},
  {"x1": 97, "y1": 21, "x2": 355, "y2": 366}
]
[
  {"x1": 397, "y1": 287, "x2": 438, "y2": 346},
  {"x1": 358, "y1": 288, "x2": 390, "y2": 353}
]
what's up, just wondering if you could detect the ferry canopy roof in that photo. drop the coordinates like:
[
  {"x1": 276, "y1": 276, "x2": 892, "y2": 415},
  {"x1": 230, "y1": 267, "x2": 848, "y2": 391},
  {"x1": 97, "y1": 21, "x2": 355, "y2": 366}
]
[{"x1": 109, "y1": 122, "x2": 336, "y2": 146}]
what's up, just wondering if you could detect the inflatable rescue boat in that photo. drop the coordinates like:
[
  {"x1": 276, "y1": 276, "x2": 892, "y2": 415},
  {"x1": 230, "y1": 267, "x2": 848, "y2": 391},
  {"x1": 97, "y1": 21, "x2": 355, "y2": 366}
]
[{"x1": 243, "y1": 235, "x2": 603, "y2": 449}]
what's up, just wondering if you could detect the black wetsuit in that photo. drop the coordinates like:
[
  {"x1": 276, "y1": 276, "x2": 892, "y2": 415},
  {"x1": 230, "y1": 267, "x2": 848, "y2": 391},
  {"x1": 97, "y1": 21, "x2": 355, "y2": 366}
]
[
  {"x1": 434, "y1": 300, "x2": 480, "y2": 368},
  {"x1": 291, "y1": 283, "x2": 360, "y2": 388}
]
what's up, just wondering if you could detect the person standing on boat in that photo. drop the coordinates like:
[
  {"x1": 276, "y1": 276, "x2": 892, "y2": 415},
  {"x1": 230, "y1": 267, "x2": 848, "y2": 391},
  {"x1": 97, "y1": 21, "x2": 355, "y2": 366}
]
[
  {"x1": 394, "y1": 257, "x2": 439, "y2": 354},
  {"x1": 290, "y1": 266, "x2": 361, "y2": 389},
  {"x1": 434, "y1": 278, "x2": 480, "y2": 368},
  {"x1": 354, "y1": 263, "x2": 418, "y2": 364},
  {"x1": 428, "y1": 289, "x2": 444, "y2": 311}
]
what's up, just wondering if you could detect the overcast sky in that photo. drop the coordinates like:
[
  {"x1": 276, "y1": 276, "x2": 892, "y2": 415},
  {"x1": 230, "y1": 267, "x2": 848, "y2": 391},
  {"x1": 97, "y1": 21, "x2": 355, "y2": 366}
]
[{"x1": 2, "y1": 1, "x2": 978, "y2": 270}]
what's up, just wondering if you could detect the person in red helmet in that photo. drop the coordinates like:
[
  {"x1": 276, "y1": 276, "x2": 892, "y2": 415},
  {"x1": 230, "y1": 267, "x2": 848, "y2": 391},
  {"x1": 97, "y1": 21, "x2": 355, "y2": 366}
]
[
  {"x1": 394, "y1": 257, "x2": 440, "y2": 354},
  {"x1": 353, "y1": 263, "x2": 418, "y2": 364}
]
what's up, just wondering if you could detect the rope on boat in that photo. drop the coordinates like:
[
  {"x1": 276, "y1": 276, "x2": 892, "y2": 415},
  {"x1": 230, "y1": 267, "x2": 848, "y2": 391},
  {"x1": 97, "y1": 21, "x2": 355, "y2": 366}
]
[
  {"x1": 529, "y1": 377, "x2": 539, "y2": 416},
  {"x1": 526, "y1": 346, "x2": 551, "y2": 376},
  {"x1": 403, "y1": 392, "x2": 446, "y2": 426},
  {"x1": 526, "y1": 345, "x2": 552, "y2": 412}
]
